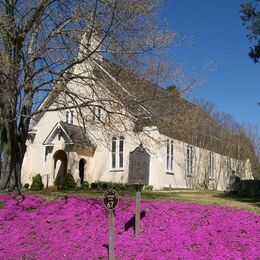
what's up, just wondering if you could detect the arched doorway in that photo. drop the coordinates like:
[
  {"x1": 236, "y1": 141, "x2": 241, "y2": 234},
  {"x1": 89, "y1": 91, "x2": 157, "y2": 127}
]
[
  {"x1": 53, "y1": 150, "x2": 67, "y2": 188},
  {"x1": 79, "y1": 159, "x2": 86, "y2": 185}
]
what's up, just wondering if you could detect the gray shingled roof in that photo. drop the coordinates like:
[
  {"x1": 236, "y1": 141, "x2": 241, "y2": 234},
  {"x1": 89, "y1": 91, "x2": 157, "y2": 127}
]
[
  {"x1": 36, "y1": 58, "x2": 247, "y2": 160},
  {"x1": 43, "y1": 122, "x2": 96, "y2": 148},
  {"x1": 94, "y1": 59, "x2": 234, "y2": 156},
  {"x1": 59, "y1": 121, "x2": 96, "y2": 146}
]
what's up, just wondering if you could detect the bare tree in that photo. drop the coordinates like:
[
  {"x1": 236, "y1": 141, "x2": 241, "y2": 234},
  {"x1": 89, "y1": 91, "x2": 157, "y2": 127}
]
[
  {"x1": 193, "y1": 98, "x2": 259, "y2": 179},
  {"x1": 1, "y1": 0, "x2": 184, "y2": 190}
]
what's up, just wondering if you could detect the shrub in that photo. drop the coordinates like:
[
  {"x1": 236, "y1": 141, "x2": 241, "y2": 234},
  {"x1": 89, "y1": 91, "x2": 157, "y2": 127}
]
[
  {"x1": 98, "y1": 182, "x2": 109, "y2": 190},
  {"x1": 125, "y1": 184, "x2": 136, "y2": 190},
  {"x1": 81, "y1": 181, "x2": 89, "y2": 189},
  {"x1": 144, "y1": 185, "x2": 154, "y2": 191},
  {"x1": 62, "y1": 173, "x2": 76, "y2": 190},
  {"x1": 112, "y1": 183, "x2": 125, "y2": 190},
  {"x1": 89, "y1": 182, "x2": 130, "y2": 190},
  {"x1": 90, "y1": 182, "x2": 98, "y2": 189},
  {"x1": 95, "y1": 182, "x2": 127, "y2": 190},
  {"x1": 24, "y1": 183, "x2": 30, "y2": 189},
  {"x1": 30, "y1": 174, "x2": 44, "y2": 191}
]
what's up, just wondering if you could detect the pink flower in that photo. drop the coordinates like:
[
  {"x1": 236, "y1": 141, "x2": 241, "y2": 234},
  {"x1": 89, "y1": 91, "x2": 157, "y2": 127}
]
[{"x1": 0, "y1": 194, "x2": 259, "y2": 259}]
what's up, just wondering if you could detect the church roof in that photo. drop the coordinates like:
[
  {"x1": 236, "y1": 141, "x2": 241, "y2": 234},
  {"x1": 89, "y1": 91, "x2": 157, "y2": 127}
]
[
  {"x1": 43, "y1": 121, "x2": 96, "y2": 148},
  {"x1": 34, "y1": 57, "x2": 250, "y2": 161},
  {"x1": 94, "y1": 59, "x2": 243, "y2": 159}
]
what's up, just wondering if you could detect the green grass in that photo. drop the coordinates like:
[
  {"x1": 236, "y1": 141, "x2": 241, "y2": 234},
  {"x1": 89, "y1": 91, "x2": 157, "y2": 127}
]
[
  {"x1": 0, "y1": 201, "x2": 5, "y2": 208},
  {"x1": 25, "y1": 189, "x2": 260, "y2": 213}
]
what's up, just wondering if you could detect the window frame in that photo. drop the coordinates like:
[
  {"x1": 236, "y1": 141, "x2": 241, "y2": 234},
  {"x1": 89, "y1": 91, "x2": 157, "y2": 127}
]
[
  {"x1": 110, "y1": 136, "x2": 124, "y2": 171},
  {"x1": 186, "y1": 145, "x2": 194, "y2": 176},
  {"x1": 237, "y1": 160, "x2": 243, "y2": 177},
  {"x1": 208, "y1": 152, "x2": 215, "y2": 180},
  {"x1": 70, "y1": 111, "x2": 74, "y2": 124},
  {"x1": 92, "y1": 106, "x2": 101, "y2": 122},
  {"x1": 166, "y1": 139, "x2": 174, "y2": 173},
  {"x1": 227, "y1": 157, "x2": 232, "y2": 175},
  {"x1": 66, "y1": 111, "x2": 69, "y2": 123},
  {"x1": 65, "y1": 110, "x2": 74, "y2": 124},
  {"x1": 44, "y1": 145, "x2": 54, "y2": 162}
]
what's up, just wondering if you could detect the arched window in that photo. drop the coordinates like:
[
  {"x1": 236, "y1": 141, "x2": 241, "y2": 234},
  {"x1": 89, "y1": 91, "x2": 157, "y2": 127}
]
[{"x1": 111, "y1": 136, "x2": 124, "y2": 170}]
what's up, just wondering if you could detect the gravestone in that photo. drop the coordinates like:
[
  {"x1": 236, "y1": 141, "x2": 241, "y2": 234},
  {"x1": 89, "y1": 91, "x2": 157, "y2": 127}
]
[
  {"x1": 225, "y1": 173, "x2": 241, "y2": 193},
  {"x1": 128, "y1": 143, "x2": 150, "y2": 185}
]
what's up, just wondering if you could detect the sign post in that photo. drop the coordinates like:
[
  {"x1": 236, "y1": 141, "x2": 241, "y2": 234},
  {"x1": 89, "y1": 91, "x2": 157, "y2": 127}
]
[
  {"x1": 135, "y1": 183, "x2": 141, "y2": 236},
  {"x1": 109, "y1": 210, "x2": 115, "y2": 260},
  {"x1": 103, "y1": 189, "x2": 119, "y2": 260},
  {"x1": 128, "y1": 144, "x2": 150, "y2": 236}
]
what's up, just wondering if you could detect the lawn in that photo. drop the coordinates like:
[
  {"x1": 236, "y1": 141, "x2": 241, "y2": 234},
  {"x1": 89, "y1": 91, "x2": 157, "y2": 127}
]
[
  {"x1": 0, "y1": 192, "x2": 259, "y2": 259},
  {"x1": 27, "y1": 189, "x2": 260, "y2": 213}
]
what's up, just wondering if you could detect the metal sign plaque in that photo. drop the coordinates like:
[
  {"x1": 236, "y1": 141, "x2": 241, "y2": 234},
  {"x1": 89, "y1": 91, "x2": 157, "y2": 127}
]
[
  {"x1": 128, "y1": 144, "x2": 150, "y2": 185},
  {"x1": 103, "y1": 189, "x2": 119, "y2": 210}
]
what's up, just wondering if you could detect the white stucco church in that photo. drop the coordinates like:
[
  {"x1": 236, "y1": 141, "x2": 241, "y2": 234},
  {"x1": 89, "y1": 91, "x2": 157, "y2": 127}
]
[{"x1": 21, "y1": 34, "x2": 253, "y2": 191}]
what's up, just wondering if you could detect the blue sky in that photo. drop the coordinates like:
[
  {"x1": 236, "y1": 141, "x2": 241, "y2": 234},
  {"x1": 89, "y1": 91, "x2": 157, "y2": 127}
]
[{"x1": 161, "y1": 0, "x2": 260, "y2": 130}]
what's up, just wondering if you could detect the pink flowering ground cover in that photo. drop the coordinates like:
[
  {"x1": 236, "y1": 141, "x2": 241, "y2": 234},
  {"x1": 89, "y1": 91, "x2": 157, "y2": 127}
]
[{"x1": 0, "y1": 194, "x2": 259, "y2": 259}]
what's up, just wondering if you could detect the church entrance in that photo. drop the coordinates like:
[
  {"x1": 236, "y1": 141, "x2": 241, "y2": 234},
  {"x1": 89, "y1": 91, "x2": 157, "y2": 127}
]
[
  {"x1": 53, "y1": 150, "x2": 67, "y2": 189},
  {"x1": 79, "y1": 159, "x2": 86, "y2": 185}
]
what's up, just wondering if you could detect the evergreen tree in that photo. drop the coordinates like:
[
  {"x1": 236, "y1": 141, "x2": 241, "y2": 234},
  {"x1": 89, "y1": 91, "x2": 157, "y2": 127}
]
[{"x1": 240, "y1": 0, "x2": 260, "y2": 63}]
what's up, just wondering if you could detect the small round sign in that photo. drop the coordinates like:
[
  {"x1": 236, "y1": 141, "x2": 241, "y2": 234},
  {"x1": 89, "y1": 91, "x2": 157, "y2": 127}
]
[{"x1": 103, "y1": 189, "x2": 119, "y2": 210}]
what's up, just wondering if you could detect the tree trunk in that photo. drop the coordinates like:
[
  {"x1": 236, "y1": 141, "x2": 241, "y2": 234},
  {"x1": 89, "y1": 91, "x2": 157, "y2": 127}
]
[
  {"x1": 2, "y1": 119, "x2": 25, "y2": 192},
  {"x1": 0, "y1": 145, "x2": 10, "y2": 188}
]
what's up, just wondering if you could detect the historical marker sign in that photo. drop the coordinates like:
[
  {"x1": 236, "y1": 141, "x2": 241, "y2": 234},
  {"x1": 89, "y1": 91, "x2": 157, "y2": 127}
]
[
  {"x1": 103, "y1": 189, "x2": 119, "y2": 210},
  {"x1": 128, "y1": 144, "x2": 150, "y2": 185},
  {"x1": 128, "y1": 144, "x2": 150, "y2": 236}
]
